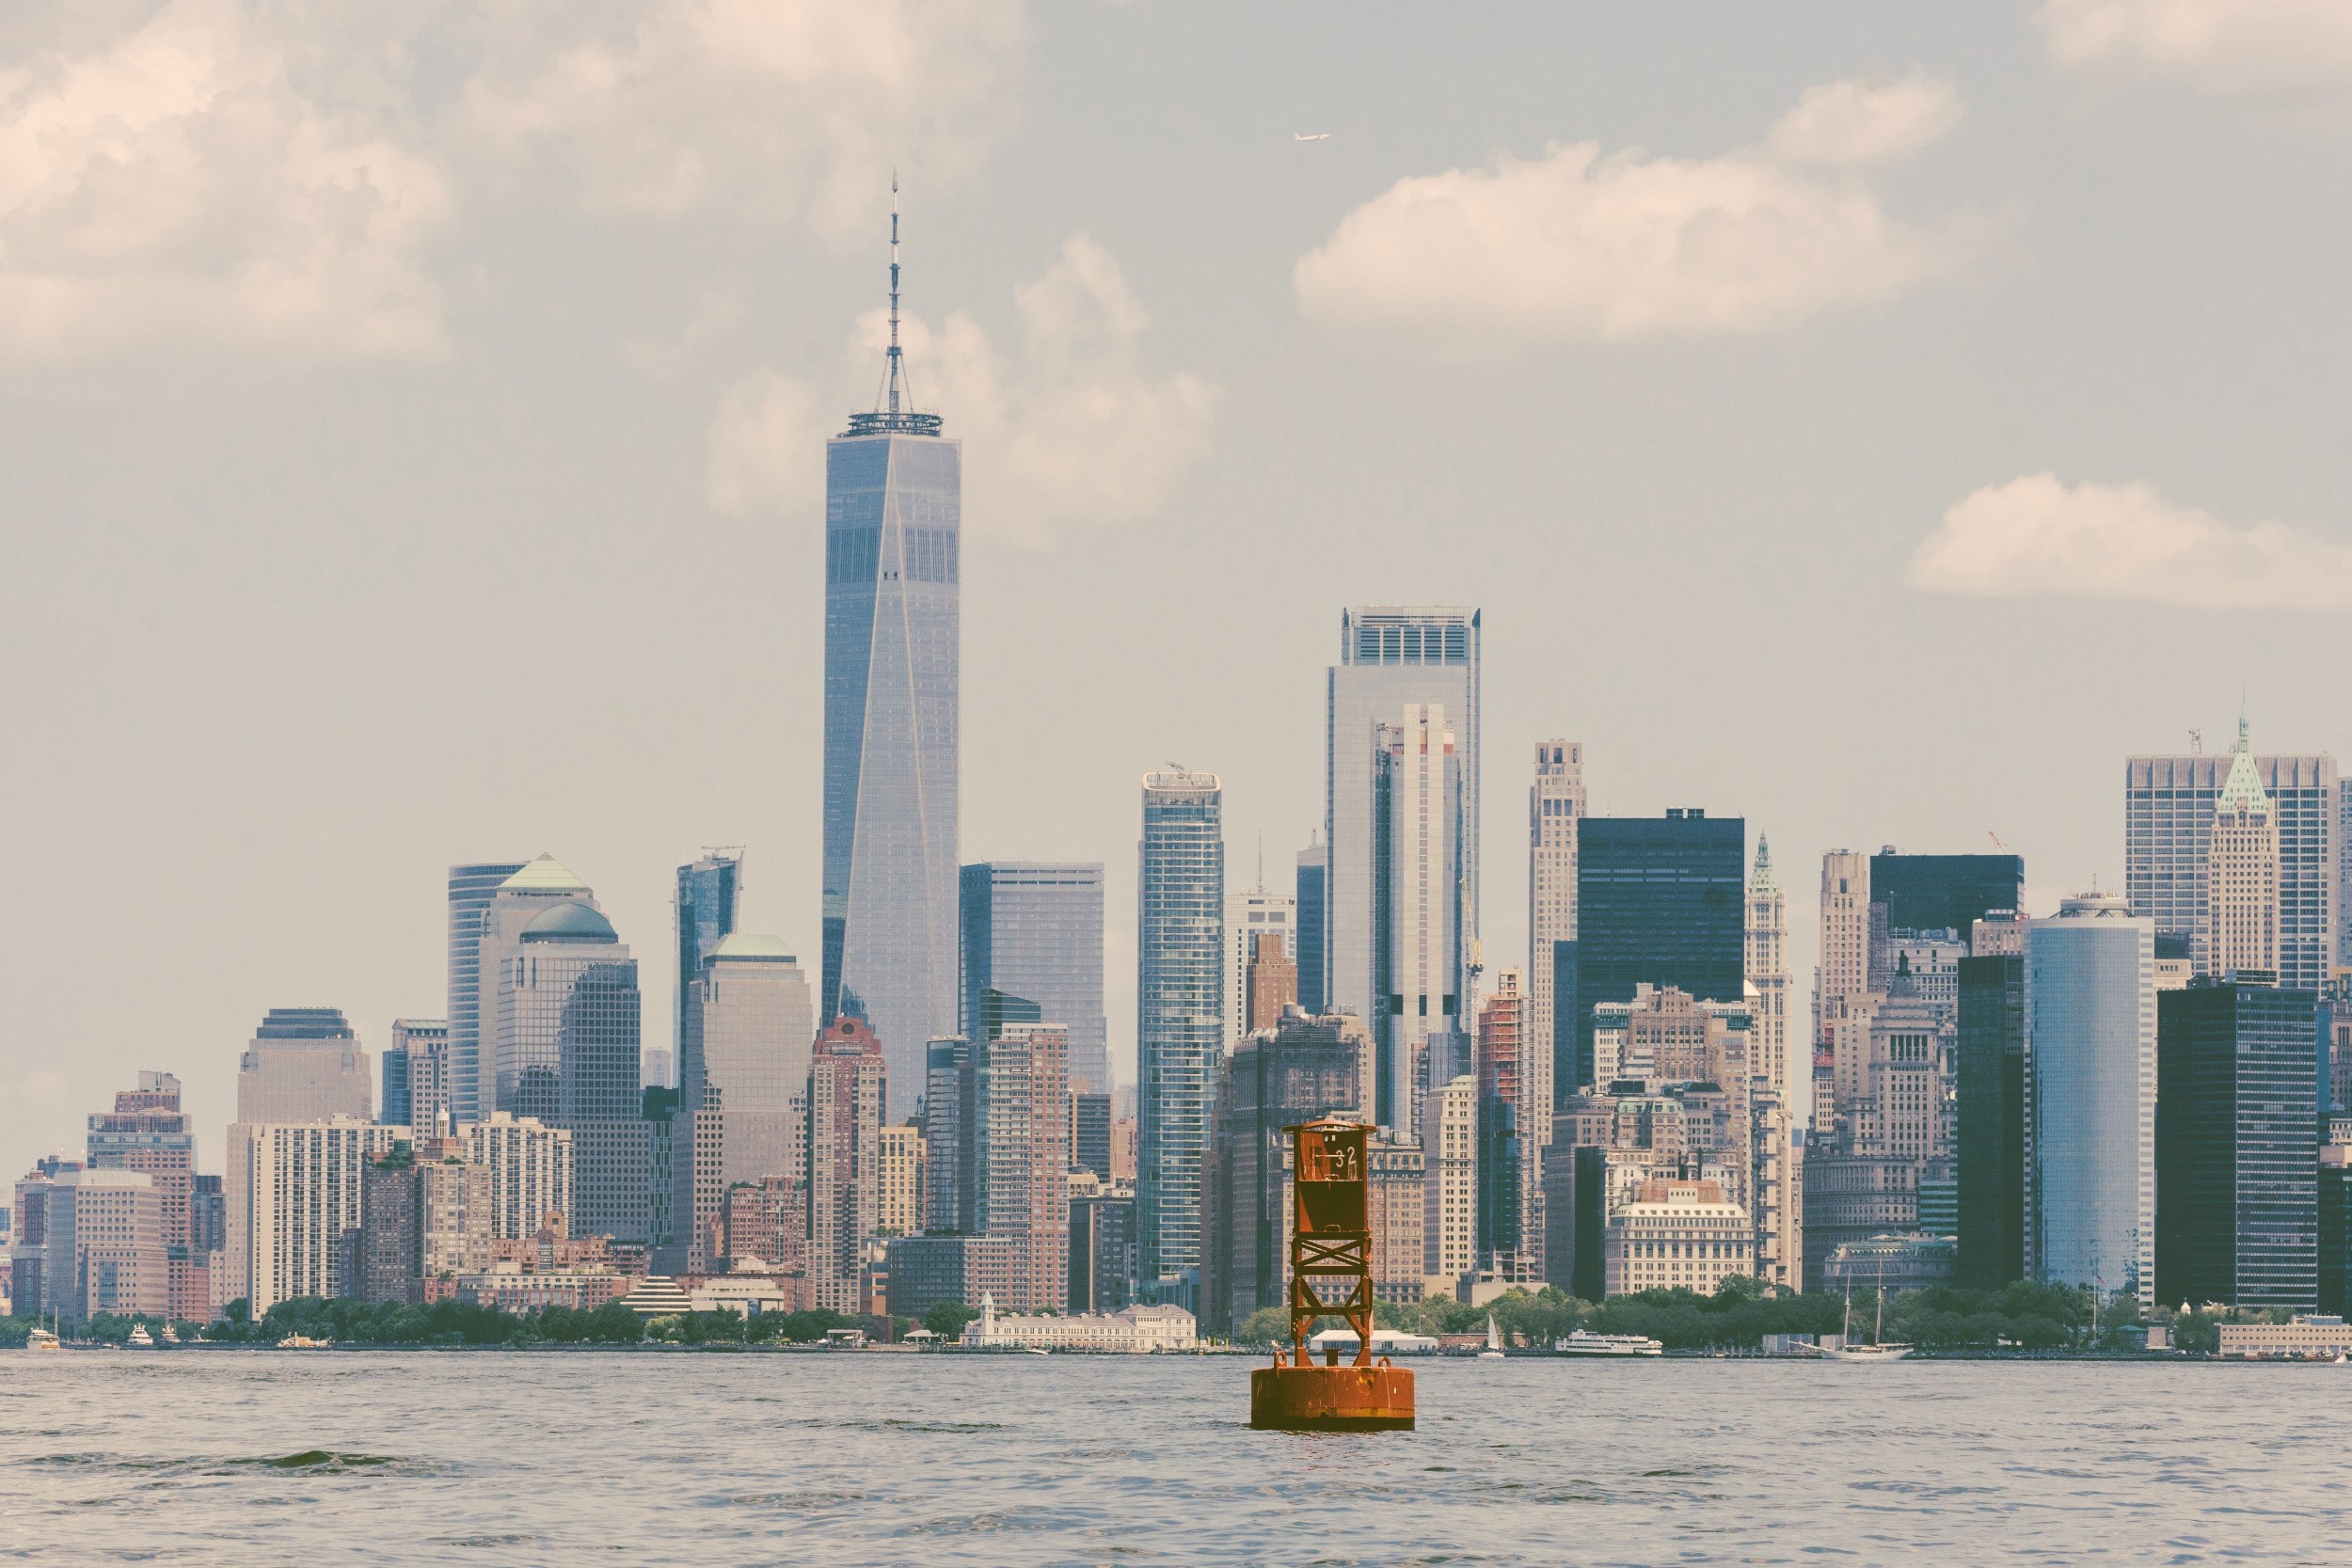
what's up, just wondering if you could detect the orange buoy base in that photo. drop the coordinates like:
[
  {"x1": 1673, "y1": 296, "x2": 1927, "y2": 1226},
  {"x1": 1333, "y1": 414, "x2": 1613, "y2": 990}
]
[{"x1": 1248, "y1": 1361, "x2": 1415, "y2": 1431}]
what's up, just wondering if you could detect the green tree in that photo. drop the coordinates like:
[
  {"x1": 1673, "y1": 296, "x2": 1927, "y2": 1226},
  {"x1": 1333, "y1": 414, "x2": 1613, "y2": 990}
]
[{"x1": 923, "y1": 1299, "x2": 979, "y2": 1340}]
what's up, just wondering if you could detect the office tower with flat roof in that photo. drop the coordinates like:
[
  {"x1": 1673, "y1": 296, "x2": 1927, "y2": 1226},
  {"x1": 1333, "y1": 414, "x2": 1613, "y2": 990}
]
[
  {"x1": 822, "y1": 197, "x2": 960, "y2": 1122},
  {"x1": 1136, "y1": 769, "x2": 1224, "y2": 1301},
  {"x1": 40, "y1": 1169, "x2": 166, "y2": 1325},
  {"x1": 2126, "y1": 724, "x2": 2334, "y2": 989},
  {"x1": 471, "y1": 856, "x2": 600, "y2": 1122},
  {"x1": 2028, "y1": 895, "x2": 2156, "y2": 1308},
  {"x1": 1529, "y1": 740, "x2": 1584, "y2": 1136},
  {"x1": 959, "y1": 863, "x2": 1108, "y2": 1092},
  {"x1": 1224, "y1": 883, "x2": 1296, "y2": 1048},
  {"x1": 1420, "y1": 1073, "x2": 1477, "y2": 1289},
  {"x1": 1374, "y1": 703, "x2": 1464, "y2": 1134},
  {"x1": 395, "y1": 1021, "x2": 451, "y2": 1140},
  {"x1": 1867, "y1": 850, "x2": 2025, "y2": 943},
  {"x1": 1568, "y1": 813, "x2": 1745, "y2": 1097},
  {"x1": 237, "y1": 1009, "x2": 372, "y2": 1124},
  {"x1": 1475, "y1": 971, "x2": 1524, "y2": 1266},
  {"x1": 85, "y1": 1072, "x2": 202, "y2": 1318},
  {"x1": 1295, "y1": 834, "x2": 1328, "y2": 1014},
  {"x1": 1325, "y1": 608, "x2": 1480, "y2": 1058},
  {"x1": 1201, "y1": 1012, "x2": 1361, "y2": 1334},
  {"x1": 381, "y1": 1042, "x2": 411, "y2": 1128},
  {"x1": 679, "y1": 933, "x2": 813, "y2": 1270},
  {"x1": 924, "y1": 1037, "x2": 967, "y2": 1232},
  {"x1": 1957, "y1": 921, "x2": 2029, "y2": 1289},
  {"x1": 1818, "y1": 849, "x2": 1870, "y2": 1058},
  {"x1": 1070, "y1": 1185, "x2": 1137, "y2": 1313},
  {"x1": 2208, "y1": 718, "x2": 2282, "y2": 980},
  {"x1": 447, "y1": 862, "x2": 527, "y2": 1125},
  {"x1": 224, "y1": 1118, "x2": 403, "y2": 1313},
  {"x1": 1072, "y1": 1090, "x2": 1113, "y2": 1180},
  {"x1": 807, "y1": 1017, "x2": 888, "y2": 1312},
  {"x1": 676, "y1": 848, "x2": 743, "y2": 1046},
  {"x1": 2156, "y1": 980, "x2": 2319, "y2": 1311}
]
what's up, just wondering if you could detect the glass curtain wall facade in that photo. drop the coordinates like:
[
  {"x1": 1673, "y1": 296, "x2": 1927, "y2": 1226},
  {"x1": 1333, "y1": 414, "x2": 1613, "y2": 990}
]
[
  {"x1": 822, "y1": 427, "x2": 961, "y2": 1122},
  {"x1": 1569, "y1": 813, "x2": 1746, "y2": 1097},
  {"x1": 2026, "y1": 895, "x2": 2156, "y2": 1308},
  {"x1": 1324, "y1": 608, "x2": 1479, "y2": 1063},
  {"x1": 959, "y1": 863, "x2": 1109, "y2": 1093},
  {"x1": 447, "y1": 861, "x2": 526, "y2": 1125},
  {"x1": 2155, "y1": 982, "x2": 2319, "y2": 1310},
  {"x1": 675, "y1": 849, "x2": 742, "y2": 1071},
  {"x1": 1869, "y1": 852, "x2": 2025, "y2": 938},
  {"x1": 2125, "y1": 752, "x2": 2336, "y2": 989},
  {"x1": 1955, "y1": 952, "x2": 2028, "y2": 1287},
  {"x1": 1295, "y1": 838, "x2": 1327, "y2": 1015},
  {"x1": 1136, "y1": 770, "x2": 1224, "y2": 1301},
  {"x1": 1372, "y1": 704, "x2": 1463, "y2": 1133}
]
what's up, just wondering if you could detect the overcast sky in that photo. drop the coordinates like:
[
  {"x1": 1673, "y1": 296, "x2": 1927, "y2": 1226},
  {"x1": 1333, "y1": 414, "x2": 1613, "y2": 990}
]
[{"x1": 7, "y1": 1, "x2": 2352, "y2": 1180}]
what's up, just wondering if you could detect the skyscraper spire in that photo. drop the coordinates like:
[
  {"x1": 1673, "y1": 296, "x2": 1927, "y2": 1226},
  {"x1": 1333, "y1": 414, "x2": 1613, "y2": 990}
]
[{"x1": 845, "y1": 175, "x2": 943, "y2": 437}]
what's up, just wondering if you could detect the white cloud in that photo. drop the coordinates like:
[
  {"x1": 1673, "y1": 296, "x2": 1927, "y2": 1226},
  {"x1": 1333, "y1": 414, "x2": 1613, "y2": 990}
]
[
  {"x1": 1294, "y1": 71, "x2": 1982, "y2": 344},
  {"x1": 1908, "y1": 473, "x2": 2352, "y2": 608},
  {"x1": 707, "y1": 234, "x2": 1214, "y2": 540},
  {"x1": 2039, "y1": 1, "x2": 2352, "y2": 101},
  {"x1": 458, "y1": 1, "x2": 1025, "y2": 232},
  {"x1": 0, "y1": 0, "x2": 450, "y2": 364}
]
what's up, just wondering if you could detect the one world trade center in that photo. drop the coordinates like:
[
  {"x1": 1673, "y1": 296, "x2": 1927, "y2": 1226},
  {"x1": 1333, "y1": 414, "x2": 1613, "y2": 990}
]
[{"x1": 822, "y1": 187, "x2": 960, "y2": 1118}]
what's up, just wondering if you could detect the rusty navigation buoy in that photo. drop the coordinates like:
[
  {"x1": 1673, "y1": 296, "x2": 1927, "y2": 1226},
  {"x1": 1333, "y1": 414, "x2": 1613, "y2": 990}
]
[{"x1": 1248, "y1": 1117, "x2": 1415, "y2": 1431}]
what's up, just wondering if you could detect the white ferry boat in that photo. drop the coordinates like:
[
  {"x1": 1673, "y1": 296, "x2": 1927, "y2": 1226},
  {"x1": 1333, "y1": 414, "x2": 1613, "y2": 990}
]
[
  {"x1": 27, "y1": 1325, "x2": 62, "y2": 1352},
  {"x1": 1553, "y1": 1330, "x2": 1663, "y2": 1357},
  {"x1": 276, "y1": 1334, "x2": 332, "y2": 1350}
]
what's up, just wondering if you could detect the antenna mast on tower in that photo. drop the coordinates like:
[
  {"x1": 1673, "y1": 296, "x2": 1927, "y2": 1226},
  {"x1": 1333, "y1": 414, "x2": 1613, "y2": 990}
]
[{"x1": 845, "y1": 173, "x2": 942, "y2": 438}]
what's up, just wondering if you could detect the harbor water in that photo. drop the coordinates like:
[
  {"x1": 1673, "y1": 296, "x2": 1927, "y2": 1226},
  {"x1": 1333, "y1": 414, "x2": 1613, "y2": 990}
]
[{"x1": 4, "y1": 1350, "x2": 2344, "y2": 1564}]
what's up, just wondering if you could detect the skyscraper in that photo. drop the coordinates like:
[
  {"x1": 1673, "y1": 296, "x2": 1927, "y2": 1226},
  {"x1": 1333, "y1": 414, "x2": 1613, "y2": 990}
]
[
  {"x1": 2126, "y1": 729, "x2": 2334, "y2": 989},
  {"x1": 2027, "y1": 895, "x2": 2155, "y2": 1309},
  {"x1": 491, "y1": 902, "x2": 634, "y2": 1124},
  {"x1": 394, "y1": 1020, "x2": 451, "y2": 1140},
  {"x1": 1745, "y1": 839, "x2": 1791, "y2": 1118},
  {"x1": 1568, "y1": 812, "x2": 1745, "y2": 1097},
  {"x1": 675, "y1": 848, "x2": 744, "y2": 1070},
  {"x1": 1223, "y1": 881, "x2": 1297, "y2": 1049},
  {"x1": 1372, "y1": 703, "x2": 1465, "y2": 1136},
  {"x1": 822, "y1": 193, "x2": 961, "y2": 1120},
  {"x1": 1474, "y1": 971, "x2": 1524, "y2": 1266},
  {"x1": 225, "y1": 1118, "x2": 404, "y2": 1313},
  {"x1": 1137, "y1": 768, "x2": 1224, "y2": 1302},
  {"x1": 1956, "y1": 916, "x2": 2028, "y2": 1289},
  {"x1": 446, "y1": 861, "x2": 527, "y2": 1126},
  {"x1": 85, "y1": 1072, "x2": 202, "y2": 1318},
  {"x1": 1325, "y1": 607, "x2": 1480, "y2": 1053},
  {"x1": 2208, "y1": 717, "x2": 2281, "y2": 979},
  {"x1": 2155, "y1": 980, "x2": 2318, "y2": 1311},
  {"x1": 40, "y1": 1169, "x2": 166, "y2": 1325},
  {"x1": 680, "y1": 933, "x2": 813, "y2": 1271},
  {"x1": 1867, "y1": 851, "x2": 2025, "y2": 942},
  {"x1": 1818, "y1": 849, "x2": 1870, "y2": 1058},
  {"x1": 974, "y1": 1022, "x2": 1071, "y2": 1312},
  {"x1": 959, "y1": 863, "x2": 1108, "y2": 1092},
  {"x1": 806, "y1": 1017, "x2": 888, "y2": 1313},
  {"x1": 1295, "y1": 834, "x2": 1327, "y2": 1015},
  {"x1": 1528, "y1": 740, "x2": 1584, "y2": 1157},
  {"x1": 236, "y1": 1009, "x2": 372, "y2": 1124},
  {"x1": 471, "y1": 856, "x2": 600, "y2": 1122}
]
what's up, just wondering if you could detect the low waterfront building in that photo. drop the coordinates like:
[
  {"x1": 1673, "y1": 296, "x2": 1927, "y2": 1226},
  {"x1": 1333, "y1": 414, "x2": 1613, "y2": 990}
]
[
  {"x1": 1603, "y1": 1178, "x2": 1751, "y2": 1297},
  {"x1": 457, "y1": 1266, "x2": 631, "y2": 1314},
  {"x1": 958, "y1": 1291, "x2": 1198, "y2": 1352},
  {"x1": 689, "y1": 1275, "x2": 808, "y2": 1316},
  {"x1": 625, "y1": 1275, "x2": 692, "y2": 1318},
  {"x1": 2216, "y1": 1314, "x2": 2352, "y2": 1358},
  {"x1": 1821, "y1": 1231, "x2": 1958, "y2": 1293}
]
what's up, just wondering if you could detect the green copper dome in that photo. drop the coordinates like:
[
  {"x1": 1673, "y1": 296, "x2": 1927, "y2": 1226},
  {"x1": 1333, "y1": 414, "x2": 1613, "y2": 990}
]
[{"x1": 520, "y1": 901, "x2": 616, "y2": 942}]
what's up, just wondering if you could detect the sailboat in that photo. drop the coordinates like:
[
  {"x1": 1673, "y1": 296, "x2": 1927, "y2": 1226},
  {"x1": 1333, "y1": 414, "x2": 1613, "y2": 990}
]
[
  {"x1": 1479, "y1": 1314, "x2": 1505, "y2": 1359},
  {"x1": 1825, "y1": 1256, "x2": 1912, "y2": 1361}
]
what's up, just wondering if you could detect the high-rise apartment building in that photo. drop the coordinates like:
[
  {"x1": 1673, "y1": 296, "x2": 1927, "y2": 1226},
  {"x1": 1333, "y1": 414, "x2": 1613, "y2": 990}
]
[
  {"x1": 85, "y1": 1071, "x2": 202, "y2": 1318},
  {"x1": 822, "y1": 203, "x2": 960, "y2": 1120},
  {"x1": 1136, "y1": 769, "x2": 1224, "y2": 1302},
  {"x1": 923, "y1": 1037, "x2": 967, "y2": 1233},
  {"x1": 462, "y1": 1113, "x2": 572, "y2": 1243},
  {"x1": 1420, "y1": 1073, "x2": 1477, "y2": 1291},
  {"x1": 2126, "y1": 726, "x2": 2335, "y2": 989},
  {"x1": 1325, "y1": 607, "x2": 1480, "y2": 1072},
  {"x1": 1474, "y1": 972, "x2": 1524, "y2": 1266},
  {"x1": 1745, "y1": 839, "x2": 1791, "y2": 1119},
  {"x1": 1295, "y1": 834, "x2": 1327, "y2": 1015},
  {"x1": 2028, "y1": 895, "x2": 2156, "y2": 1308},
  {"x1": 1369, "y1": 1132, "x2": 1427, "y2": 1303},
  {"x1": 471, "y1": 856, "x2": 600, "y2": 1122},
  {"x1": 1569, "y1": 813, "x2": 1745, "y2": 1097},
  {"x1": 806, "y1": 1017, "x2": 888, "y2": 1313},
  {"x1": 356, "y1": 1149, "x2": 424, "y2": 1306},
  {"x1": 1374, "y1": 704, "x2": 1465, "y2": 1136},
  {"x1": 396, "y1": 1020, "x2": 452, "y2": 1140},
  {"x1": 1200, "y1": 1012, "x2": 1362, "y2": 1334},
  {"x1": 959, "y1": 863, "x2": 1109, "y2": 1093},
  {"x1": 447, "y1": 861, "x2": 528, "y2": 1125},
  {"x1": 678, "y1": 932, "x2": 812, "y2": 1271},
  {"x1": 2208, "y1": 720, "x2": 2281, "y2": 979},
  {"x1": 237, "y1": 1009, "x2": 371, "y2": 1125},
  {"x1": 2155, "y1": 981, "x2": 2318, "y2": 1311},
  {"x1": 876, "y1": 1123, "x2": 926, "y2": 1239},
  {"x1": 1223, "y1": 883, "x2": 1297, "y2": 1048},
  {"x1": 225, "y1": 1118, "x2": 403, "y2": 1313},
  {"x1": 1528, "y1": 740, "x2": 1584, "y2": 1148},
  {"x1": 973, "y1": 1022, "x2": 1070, "y2": 1311},
  {"x1": 675, "y1": 848, "x2": 743, "y2": 1060},
  {"x1": 1070, "y1": 1184, "x2": 1137, "y2": 1314}
]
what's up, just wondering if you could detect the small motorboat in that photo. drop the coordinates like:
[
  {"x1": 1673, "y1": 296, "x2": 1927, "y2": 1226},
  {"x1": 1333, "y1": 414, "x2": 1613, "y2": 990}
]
[{"x1": 127, "y1": 1324, "x2": 154, "y2": 1349}]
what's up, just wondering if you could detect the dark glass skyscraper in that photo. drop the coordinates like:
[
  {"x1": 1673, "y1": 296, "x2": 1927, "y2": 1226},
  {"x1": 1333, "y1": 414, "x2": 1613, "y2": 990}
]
[
  {"x1": 1567, "y1": 812, "x2": 1745, "y2": 1094},
  {"x1": 1956, "y1": 951, "x2": 2027, "y2": 1288},
  {"x1": 2155, "y1": 981, "x2": 2318, "y2": 1310},
  {"x1": 1295, "y1": 836, "x2": 1327, "y2": 1015},
  {"x1": 675, "y1": 849, "x2": 742, "y2": 1067},
  {"x1": 960, "y1": 863, "x2": 1108, "y2": 1092},
  {"x1": 821, "y1": 198, "x2": 960, "y2": 1120},
  {"x1": 1870, "y1": 851, "x2": 2025, "y2": 936}
]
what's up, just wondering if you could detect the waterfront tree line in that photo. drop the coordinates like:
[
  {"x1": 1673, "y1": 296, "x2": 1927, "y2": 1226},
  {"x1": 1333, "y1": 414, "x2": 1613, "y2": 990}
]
[{"x1": 0, "y1": 1297, "x2": 864, "y2": 1349}]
